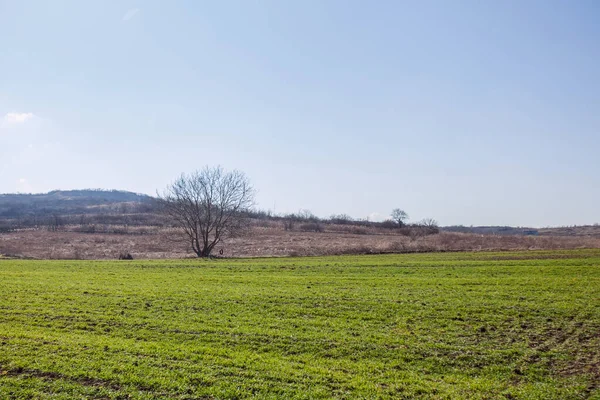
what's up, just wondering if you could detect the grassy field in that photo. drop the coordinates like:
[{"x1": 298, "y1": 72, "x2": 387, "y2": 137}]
[{"x1": 0, "y1": 250, "x2": 599, "y2": 399}]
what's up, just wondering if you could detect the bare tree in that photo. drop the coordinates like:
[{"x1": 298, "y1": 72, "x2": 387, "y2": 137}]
[
  {"x1": 298, "y1": 209, "x2": 317, "y2": 221},
  {"x1": 419, "y1": 218, "x2": 438, "y2": 228},
  {"x1": 391, "y1": 208, "x2": 409, "y2": 227},
  {"x1": 419, "y1": 218, "x2": 440, "y2": 235},
  {"x1": 47, "y1": 214, "x2": 64, "y2": 232},
  {"x1": 159, "y1": 166, "x2": 255, "y2": 258},
  {"x1": 282, "y1": 219, "x2": 295, "y2": 231}
]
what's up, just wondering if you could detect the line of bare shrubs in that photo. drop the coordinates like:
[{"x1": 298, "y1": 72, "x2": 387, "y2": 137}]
[
  {"x1": 265, "y1": 209, "x2": 440, "y2": 237},
  {"x1": 0, "y1": 212, "x2": 172, "y2": 233},
  {"x1": 70, "y1": 224, "x2": 161, "y2": 235},
  {"x1": 298, "y1": 222, "x2": 324, "y2": 233},
  {"x1": 294, "y1": 221, "x2": 439, "y2": 237}
]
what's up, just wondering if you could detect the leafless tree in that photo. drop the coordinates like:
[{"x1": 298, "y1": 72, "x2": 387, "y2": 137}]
[
  {"x1": 298, "y1": 209, "x2": 317, "y2": 221},
  {"x1": 47, "y1": 214, "x2": 64, "y2": 232},
  {"x1": 419, "y1": 218, "x2": 440, "y2": 235},
  {"x1": 420, "y1": 218, "x2": 438, "y2": 228},
  {"x1": 391, "y1": 208, "x2": 409, "y2": 227},
  {"x1": 158, "y1": 166, "x2": 255, "y2": 258},
  {"x1": 282, "y1": 219, "x2": 295, "y2": 231}
]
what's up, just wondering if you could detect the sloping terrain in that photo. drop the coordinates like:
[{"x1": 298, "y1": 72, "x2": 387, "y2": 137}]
[
  {"x1": 0, "y1": 189, "x2": 599, "y2": 259},
  {"x1": 0, "y1": 190, "x2": 154, "y2": 218}
]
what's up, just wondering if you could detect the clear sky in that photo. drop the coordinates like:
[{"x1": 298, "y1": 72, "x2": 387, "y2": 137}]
[{"x1": 1, "y1": 0, "x2": 599, "y2": 227}]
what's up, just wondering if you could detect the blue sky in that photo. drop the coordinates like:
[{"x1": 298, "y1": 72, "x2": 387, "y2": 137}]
[{"x1": 1, "y1": 0, "x2": 599, "y2": 227}]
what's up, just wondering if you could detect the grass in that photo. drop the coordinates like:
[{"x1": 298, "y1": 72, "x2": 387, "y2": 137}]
[
  {"x1": 3, "y1": 228, "x2": 600, "y2": 260},
  {"x1": 0, "y1": 250, "x2": 599, "y2": 399}
]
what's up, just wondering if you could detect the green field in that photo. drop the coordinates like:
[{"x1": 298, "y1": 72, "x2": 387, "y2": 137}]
[{"x1": 1, "y1": 250, "x2": 599, "y2": 399}]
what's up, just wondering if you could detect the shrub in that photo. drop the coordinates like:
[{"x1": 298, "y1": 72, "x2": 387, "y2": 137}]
[
  {"x1": 118, "y1": 252, "x2": 133, "y2": 260},
  {"x1": 380, "y1": 220, "x2": 398, "y2": 229},
  {"x1": 298, "y1": 222, "x2": 324, "y2": 233},
  {"x1": 328, "y1": 214, "x2": 354, "y2": 225},
  {"x1": 283, "y1": 219, "x2": 295, "y2": 231},
  {"x1": 349, "y1": 227, "x2": 367, "y2": 235}
]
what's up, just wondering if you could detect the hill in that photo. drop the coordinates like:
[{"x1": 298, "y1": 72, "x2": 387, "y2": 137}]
[
  {"x1": 0, "y1": 189, "x2": 155, "y2": 218},
  {"x1": 0, "y1": 188, "x2": 599, "y2": 259}
]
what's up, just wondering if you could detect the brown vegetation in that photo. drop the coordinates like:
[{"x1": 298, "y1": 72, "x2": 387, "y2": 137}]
[
  {"x1": 1, "y1": 220, "x2": 600, "y2": 260},
  {"x1": 2, "y1": 189, "x2": 599, "y2": 260}
]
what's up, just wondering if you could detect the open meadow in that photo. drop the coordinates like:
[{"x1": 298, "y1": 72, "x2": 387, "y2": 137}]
[{"x1": 1, "y1": 250, "x2": 599, "y2": 399}]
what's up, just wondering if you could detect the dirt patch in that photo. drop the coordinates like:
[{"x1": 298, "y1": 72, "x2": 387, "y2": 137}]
[
  {"x1": 0, "y1": 364, "x2": 123, "y2": 391},
  {"x1": 520, "y1": 320, "x2": 600, "y2": 393}
]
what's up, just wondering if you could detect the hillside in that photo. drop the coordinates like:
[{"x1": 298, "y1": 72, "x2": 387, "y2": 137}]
[
  {"x1": 0, "y1": 189, "x2": 155, "y2": 218},
  {"x1": 0, "y1": 189, "x2": 599, "y2": 259}
]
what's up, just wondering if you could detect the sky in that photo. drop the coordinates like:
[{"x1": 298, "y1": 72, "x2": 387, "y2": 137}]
[{"x1": 1, "y1": 0, "x2": 599, "y2": 227}]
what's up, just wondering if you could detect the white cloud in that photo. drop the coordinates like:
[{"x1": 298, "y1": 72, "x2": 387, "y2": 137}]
[
  {"x1": 3, "y1": 112, "x2": 34, "y2": 124},
  {"x1": 368, "y1": 212, "x2": 384, "y2": 222},
  {"x1": 122, "y1": 8, "x2": 140, "y2": 21},
  {"x1": 17, "y1": 178, "x2": 33, "y2": 193}
]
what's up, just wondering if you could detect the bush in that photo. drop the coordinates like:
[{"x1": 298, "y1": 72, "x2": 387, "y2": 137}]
[
  {"x1": 283, "y1": 219, "x2": 295, "y2": 231},
  {"x1": 298, "y1": 222, "x2": 324, "y2": 233},
  {"x1": 398, "y1": 225, "x2": 439, "y2": 239},
  {"x1": 118, "y1": 252, "x2": 133, "y2": 260},
  {"x1": 328, "y1": 214, "x2": 354, "y2": 225},
  {"x1": 348, "y1": 227, "x2": 367, "y2": 235},
  {"x1": 380, "y1": 220, "x2": 398, "y2": 229}
]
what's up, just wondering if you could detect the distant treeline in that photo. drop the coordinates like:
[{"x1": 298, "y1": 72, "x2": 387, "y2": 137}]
[
  {"x1": 0, "y1": 189, "x2": 157, "y2": 218},
  {"x1": 244, "y1": 209, "x2": 440, "y2": 236},
  {"x1": 442, "y1": 226, "x2": 539, "y2": 236},
  {"x1": 0, "y1": 190, "x2": 441, "y2": 238},
  {"x1": 0, "y1": 189, "x2": 553, "y2": 238}
]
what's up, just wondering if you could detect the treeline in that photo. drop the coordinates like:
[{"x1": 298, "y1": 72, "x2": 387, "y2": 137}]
[
  {"x1": 0, "y1": 189, "x2": 156, "y2": 218},
  {"x1": 0, "y1": 189, "x2": 439, "y2": 238},
  {"x1": 244, "y1": 209, "x2": 440, "y2": 237},
  {"x1": 442, "y1": 225, "x2": 539, "y2": 235},
  {"x1": 0, "y1": 189, "x2": 160, "y2": 233},
  {"x1": 0, "y1": 211, "x2": 168, "y2": 234}
]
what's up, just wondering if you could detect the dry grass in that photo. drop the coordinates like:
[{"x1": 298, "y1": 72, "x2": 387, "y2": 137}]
[
  {"x1": 1, "y1": 224, "x2": 600, "y2": 260},
  {"x1": 539, "y1": 225, "x2": 600, "y2": 237}
]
